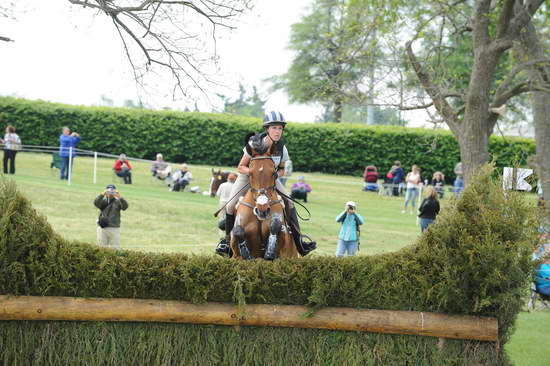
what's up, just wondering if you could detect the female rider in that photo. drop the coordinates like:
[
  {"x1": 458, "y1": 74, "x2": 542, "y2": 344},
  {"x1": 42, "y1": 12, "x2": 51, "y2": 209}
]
[{"x1": 215, "y1": 111, "x2": 316, "y2": 256}]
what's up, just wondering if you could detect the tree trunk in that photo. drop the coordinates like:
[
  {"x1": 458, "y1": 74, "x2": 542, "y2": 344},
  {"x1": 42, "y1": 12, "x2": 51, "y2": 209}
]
[
  {"x1": 459, "y1": 50, "x2": 498, "y2": 183},
  {"x1": 518, "y1": 19, "x2": 550, "y2": 207},
  {"x1": 533, "y1": 92, "x2": 550, "y2": 205}
]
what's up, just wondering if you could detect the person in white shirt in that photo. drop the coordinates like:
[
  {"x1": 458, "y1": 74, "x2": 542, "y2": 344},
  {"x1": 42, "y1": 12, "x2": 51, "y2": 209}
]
[
  {"x1": 1, "y1": 125, "x2": 22, "y2": 175},
  {"x1": 402, "y1": 164, "x2": 422, "y2": 214},
  {"x1": 216, "y1": 173, "x2": 237, "y2": 236},
  {"x1": 170, "y1": 163, "x2": 193, "y2": 192}
]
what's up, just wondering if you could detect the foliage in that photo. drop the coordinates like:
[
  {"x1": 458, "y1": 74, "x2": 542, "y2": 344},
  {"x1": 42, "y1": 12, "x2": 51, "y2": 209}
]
[
  {"x1": 0, "y1": 165, "x2": 539, "y2": 364},
  {"x1": 0, "y1": 321, "x2": 504, "y2": 366},
  {"x1": 218, "y1": 84, "x2": 266, "y2": 118},
  {"x1": 0, "y1": 97, "x2": 535, "y2": 181},
  {"x1": 341, "y1": 104, "x2": 407, "y2": 126},
  {"x1": 270, "y1": 0, "x2": 400, "y2": 122}
]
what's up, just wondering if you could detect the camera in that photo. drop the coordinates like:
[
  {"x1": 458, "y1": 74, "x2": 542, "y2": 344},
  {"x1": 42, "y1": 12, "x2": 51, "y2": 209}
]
[{"x1": 106, "y1": 188, "x2": 116, "y2": 195}]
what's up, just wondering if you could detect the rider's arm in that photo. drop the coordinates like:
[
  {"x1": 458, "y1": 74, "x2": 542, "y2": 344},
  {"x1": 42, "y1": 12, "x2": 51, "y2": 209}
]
[{"x1": 238, "y1": 154, "x2": 251, "y2": 175}]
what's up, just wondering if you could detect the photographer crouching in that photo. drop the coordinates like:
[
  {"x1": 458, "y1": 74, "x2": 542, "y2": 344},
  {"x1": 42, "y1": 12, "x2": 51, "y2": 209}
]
[{"x1": 94, "y1": 184, "x2": 129, "y2": 249}]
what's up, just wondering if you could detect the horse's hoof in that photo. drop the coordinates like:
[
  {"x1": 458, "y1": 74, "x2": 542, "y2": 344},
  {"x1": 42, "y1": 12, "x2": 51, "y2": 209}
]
[
  {"x1": 264, "y1": 251, "x2": 276, "y2": 261},
  {"x1": 239, "y1": 243, "x2": 253, "y2": 260}
]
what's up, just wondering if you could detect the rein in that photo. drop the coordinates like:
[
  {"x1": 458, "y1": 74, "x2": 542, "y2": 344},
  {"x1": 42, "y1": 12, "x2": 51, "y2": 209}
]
[{"x1": 213, "y1": 182, "x2": 250, "y2": 217}]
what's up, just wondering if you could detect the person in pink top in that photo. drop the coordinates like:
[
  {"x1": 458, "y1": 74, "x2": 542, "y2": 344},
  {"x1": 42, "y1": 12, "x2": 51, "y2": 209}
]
[{"x1": 291, "y1": 176, "x2": 312, "y2": 203}]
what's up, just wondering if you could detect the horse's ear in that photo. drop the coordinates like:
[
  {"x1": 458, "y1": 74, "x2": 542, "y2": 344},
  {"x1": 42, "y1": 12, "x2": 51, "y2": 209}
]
[
  {"x1": 211, "y1": 168, "x2": 214, "y2": 174},
  {"x1": 244, "y1": 132, "x2": 255, "y2": 155}
]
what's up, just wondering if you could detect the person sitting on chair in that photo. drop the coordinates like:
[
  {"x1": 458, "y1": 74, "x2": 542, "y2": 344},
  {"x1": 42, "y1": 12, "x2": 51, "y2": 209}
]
[
  {"x1": 113, "y1": 153, "x2": 132, "y2": 184},
  {"x1": 535, "y1": 258, "x2": 550, "y2": 297},
  {"x1": 171, "y1": 163, "x2": 193, "y2": 192},
  {"x1": 291, "y1": 176, "x2": 312, "y2": 202},
  {"x1": 363, "y1": 165, "x2": 379, "y2": 192},
  {"x1": 431, "y1": 171, "x2": 445, "y2": 199},
  {"x1": 151, "y1": 153, "x2": 171, "y2": 180}
]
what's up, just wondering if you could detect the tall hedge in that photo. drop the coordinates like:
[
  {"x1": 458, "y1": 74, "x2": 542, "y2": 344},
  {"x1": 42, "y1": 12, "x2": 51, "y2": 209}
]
[
  {"x1": 0, "y1": 97, "x2": 536, "y2": 180},
  {"x1": 0, "y1": 165, "x2": 538, "y2": 365}
]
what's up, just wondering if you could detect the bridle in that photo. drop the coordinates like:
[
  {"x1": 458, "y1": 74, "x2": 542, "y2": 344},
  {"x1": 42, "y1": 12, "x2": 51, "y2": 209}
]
[{"x1": 246, "y1": 155, "x2": 282, "y2": 219}]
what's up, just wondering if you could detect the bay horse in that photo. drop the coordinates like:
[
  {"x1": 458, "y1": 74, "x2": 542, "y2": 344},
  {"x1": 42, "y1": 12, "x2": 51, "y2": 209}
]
[
  {"x1": 230, "y1": 142, "x2": 299, "y2": 260},
  {"x1": 210, "y1": 169, "x2": 229, "y2": 197}
]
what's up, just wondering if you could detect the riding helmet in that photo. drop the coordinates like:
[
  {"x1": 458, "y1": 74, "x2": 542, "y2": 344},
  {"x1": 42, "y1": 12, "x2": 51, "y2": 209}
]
[{"x1": 263, "y1": 111, "x2": 287, "y2": 128}]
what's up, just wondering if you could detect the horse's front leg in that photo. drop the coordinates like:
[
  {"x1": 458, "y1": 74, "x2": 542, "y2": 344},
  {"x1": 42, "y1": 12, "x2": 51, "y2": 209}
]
[
  {"x1": 233, "y1": 224, "x2": 252, "y2": 260},
  {"x1": 264, "y1": 213, "x2": 283, "y2": 260}
]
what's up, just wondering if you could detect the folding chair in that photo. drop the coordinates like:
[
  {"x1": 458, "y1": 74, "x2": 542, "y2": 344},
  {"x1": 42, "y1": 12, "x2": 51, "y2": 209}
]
[{"x1": 527, "y1": 283, "x2": 550, "y2": 312}]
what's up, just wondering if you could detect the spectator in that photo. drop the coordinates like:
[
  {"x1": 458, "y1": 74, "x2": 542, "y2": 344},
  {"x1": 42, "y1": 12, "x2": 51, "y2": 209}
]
[
  {"x1": 431, "y1": 171, "x2": 445, "y2": 199},
  {"x1": 113, "y1": 153, "x2": 132, "y2": 184},
  {"x1": 1, "y1": 125, "x2": 21, "y2": 175},
  {"x1": 392, "y1": 161, "x2": 404, "y2": 196},
  {"x1": 335, "y1": 201, "x2": 365, "y2": 257},
  {"x1": 59, "y1": 126, "x2": 80, "y2": 180},
  {"x1": 216, "y1": 173, "x2": 237, "y2": 235},
  {"x1": 171, "y1": 163, "x2": 193, "y2": 192},
  {"x1": 279, "y1": 159, "x2": 293, "y2": 187},
  {"x1": 453, "y1": 162, "x2": 464, "y2": 196},
  {"x1": 418, "y1": 187, "x2": 440, "y2": 232},
  {"x1": 453, "y1": 176, "x2": 465, "y2": 196},
  {"x1": 94, "y1": 184, "x2": 129, "y2": 249},
  {"x1": 291, "y1": 176, "x2": 312, "y2": 203},
  {"x1": 402, "y1": 165, "x2": 422, "y2": 214},
  {"x1": 383, "y1": 165, "x2": 396, "y2": 196},
  {"x1": 363, "y1": 165, "x2": 379, "y2": 192},
  {"x1": 535, "y1": 259, "x2": 550, "y2": 297},
  {"x1": 151, "y1": 153, "x2": 171, "y2": 180}
]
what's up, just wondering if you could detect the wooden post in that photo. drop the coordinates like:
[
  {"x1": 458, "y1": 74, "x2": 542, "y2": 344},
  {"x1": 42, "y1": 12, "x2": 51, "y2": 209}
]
[{"x1": 0, "y1": 296, "x2": 498, "y2": 342}]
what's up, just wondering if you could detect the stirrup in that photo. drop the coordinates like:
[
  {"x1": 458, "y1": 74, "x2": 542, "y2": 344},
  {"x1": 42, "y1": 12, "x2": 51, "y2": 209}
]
[
  {"x1": 297, "y1": 234, "x2": 316, "y2": 256},
  {"x1": 215, "y1": 238, "x2": 232, "y2": 257}
]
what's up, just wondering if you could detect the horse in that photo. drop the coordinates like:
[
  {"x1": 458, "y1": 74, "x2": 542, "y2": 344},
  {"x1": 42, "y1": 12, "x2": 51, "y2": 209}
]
[
  {"x1": 210, "y1": 169, "x2": 229, "y2": 197},
  {"x1": 230, "y1": 141, "x2": 299, "y2": 260}
]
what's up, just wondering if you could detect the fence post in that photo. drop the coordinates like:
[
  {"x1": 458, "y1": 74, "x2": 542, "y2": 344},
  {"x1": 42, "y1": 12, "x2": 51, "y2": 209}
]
[
  {"x1": 68, "y1": 147, "x2": 73, "y2": 186},
  {"x1": 93, "y1": 152, "x2": 97, "y2": 184}
]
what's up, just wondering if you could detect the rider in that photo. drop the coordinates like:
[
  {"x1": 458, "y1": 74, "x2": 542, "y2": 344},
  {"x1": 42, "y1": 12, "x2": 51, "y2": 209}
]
[{"x1": 215, "y1": 111, "x2": 316, "y2": 256}]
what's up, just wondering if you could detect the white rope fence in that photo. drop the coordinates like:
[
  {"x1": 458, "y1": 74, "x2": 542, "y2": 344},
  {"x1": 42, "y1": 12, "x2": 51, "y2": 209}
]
[{"x1": 0, "y1": 143, "x2": 167, "y2": 186}]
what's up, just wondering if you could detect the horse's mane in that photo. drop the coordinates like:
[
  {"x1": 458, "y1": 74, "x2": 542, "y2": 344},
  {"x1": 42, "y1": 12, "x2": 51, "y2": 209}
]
[{"x1": 245, "y1": 132, "x2": 269, "y2": 155}]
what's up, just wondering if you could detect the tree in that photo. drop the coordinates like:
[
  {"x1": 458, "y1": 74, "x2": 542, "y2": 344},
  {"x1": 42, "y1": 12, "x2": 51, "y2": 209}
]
[
  {"x1": 271, "y1": 0, "x2": 397, "y2": 122},
  {"x1": 341, "y1": 105, "x2": 407, "y2": 125},
  {"x1": 516, "y1": 9, "x2": 550, "y2": 205},
  {"x1": 405, "y1": 0, "x2": 548, "y2": 183},
  {"x1": 218, "y1": 84, "x2": 266, "y2": 118},
  {"x1": 60, "y1": 1, "x2": 251, "y2": 98},
  {"x1": 0, "y1": 2, "x2": 16, "y2": 42}
]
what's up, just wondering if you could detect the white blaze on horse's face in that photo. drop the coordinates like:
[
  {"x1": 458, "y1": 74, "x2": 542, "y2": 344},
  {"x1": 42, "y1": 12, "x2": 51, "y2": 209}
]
[{"x1": 256, "y1": 194, "x2": 269, "y2": 213}]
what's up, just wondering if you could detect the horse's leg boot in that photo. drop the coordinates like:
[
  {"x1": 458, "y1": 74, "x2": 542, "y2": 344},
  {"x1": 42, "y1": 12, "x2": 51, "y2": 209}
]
[
  {"x1": 288, "y1": 207, "x2": 317, "y2": 256},
  {"x1": 215, "y1": 214, "x2": 235, "y2": 256},
  {"x1": 264, "y1": 213, "x2": 282, "y2": 260},
  {"x1": 233, "y1": 225, "x2": 252, "y2": 260}
]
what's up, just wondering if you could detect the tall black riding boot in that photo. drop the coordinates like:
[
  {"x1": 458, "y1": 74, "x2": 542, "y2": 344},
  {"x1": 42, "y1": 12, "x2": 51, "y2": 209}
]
[
  {"x1": 287, "y1": 207, "x2": 316, "y2": 256},
  {"x1": 215, "y1": 214, "x2": 235, "y2": 256}
]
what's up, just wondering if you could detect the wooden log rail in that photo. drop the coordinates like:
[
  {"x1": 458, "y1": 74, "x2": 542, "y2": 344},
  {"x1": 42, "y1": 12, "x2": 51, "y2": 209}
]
[{"x1": 0, "y1": 296, "x2": 498, "y2": 342}]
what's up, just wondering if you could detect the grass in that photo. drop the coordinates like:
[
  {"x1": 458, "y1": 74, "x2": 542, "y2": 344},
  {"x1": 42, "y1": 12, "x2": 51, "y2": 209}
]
[
  {"x1": 7, "y1": 152, "x2": 424, "y2": 255},
  {"x1": 3, "y1": 151, "x2": 549, "y2": 365}
]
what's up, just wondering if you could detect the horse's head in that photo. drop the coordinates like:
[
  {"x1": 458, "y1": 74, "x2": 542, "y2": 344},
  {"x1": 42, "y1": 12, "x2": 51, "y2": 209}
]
[
  {"x1": 210, "y1": 169, "x2": 227, "y2": 197},
  {"x1": 248, "y1": 136, "x2": 277, "y2": 220}
]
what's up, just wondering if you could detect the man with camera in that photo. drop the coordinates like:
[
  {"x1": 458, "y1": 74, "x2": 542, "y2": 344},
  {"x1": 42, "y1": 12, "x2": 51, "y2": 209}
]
[
  {"x1": 335, "y1": 201, "x2": 365, "y2": 257},
  {"x1": 94, "y1": 184, "x2": 129, "y2": 249}
]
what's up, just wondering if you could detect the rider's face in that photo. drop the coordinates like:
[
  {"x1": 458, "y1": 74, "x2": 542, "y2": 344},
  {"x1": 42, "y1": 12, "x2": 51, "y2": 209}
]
[{"x1": 267, "y1": 125, "x2": 284, "y2": 141}]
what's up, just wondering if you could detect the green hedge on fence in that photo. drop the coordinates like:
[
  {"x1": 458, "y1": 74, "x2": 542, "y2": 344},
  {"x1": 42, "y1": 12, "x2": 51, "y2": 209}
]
[
  {"x1": 0, "y1": 166, "x2": 538, "y2": 365},
  {"x1": 0, "y1": 97, "x2": 536, "y2": 180}
]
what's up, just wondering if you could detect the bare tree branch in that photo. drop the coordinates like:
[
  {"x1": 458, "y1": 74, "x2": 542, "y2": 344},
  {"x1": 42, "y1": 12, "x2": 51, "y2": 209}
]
[
  {"x1": 493, "y1": 58, "x2": 550, "y2": 105},
  {"x1": 405, "y1": 39, "x2": 461, "y2": 134},
  {"x1": 67, "y1": 0, "x2": 252, "y2": 99}
]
